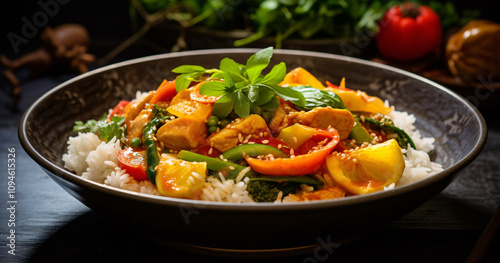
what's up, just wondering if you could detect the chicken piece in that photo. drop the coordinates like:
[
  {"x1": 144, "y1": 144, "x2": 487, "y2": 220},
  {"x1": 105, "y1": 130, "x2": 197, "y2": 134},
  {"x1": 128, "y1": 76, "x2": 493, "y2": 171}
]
[
  {"x1": 123, "y1": 92, "x2": 154, "y2": 128},
  {"x1": 156, "y1": 117, "x2": 208, "y2": 151},
  {"x1": 209, "y1": 114, "x2": 271, "y2": 152},
  {"x1": 268, "y1": 100, "x2": 297, "y2": 136},
  {"x1": 281, "y1": 107, "x2": 354, "y2": 140},
  {"x1": 126, "y1": 107, "x2": 152, "y2": 142}
]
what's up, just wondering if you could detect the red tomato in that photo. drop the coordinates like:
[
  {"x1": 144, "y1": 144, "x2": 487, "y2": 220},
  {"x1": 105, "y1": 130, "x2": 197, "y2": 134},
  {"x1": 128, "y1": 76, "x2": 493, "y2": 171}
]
[
  {"x1": 376, "y1": 2, "x2": 442, "y2": 61},
  {"x1": 108, "y1": 100, "x2": 130, "y2": 120},
  {"x1": 117, "y1": 147, "x2": 148, "y2": 181}
]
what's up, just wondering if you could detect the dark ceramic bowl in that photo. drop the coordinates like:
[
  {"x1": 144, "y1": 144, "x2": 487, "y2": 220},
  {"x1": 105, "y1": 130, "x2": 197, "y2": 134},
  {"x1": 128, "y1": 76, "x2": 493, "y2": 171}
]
[{"x1": 19, "y1": 49, "x2": 487, "y2": 255}]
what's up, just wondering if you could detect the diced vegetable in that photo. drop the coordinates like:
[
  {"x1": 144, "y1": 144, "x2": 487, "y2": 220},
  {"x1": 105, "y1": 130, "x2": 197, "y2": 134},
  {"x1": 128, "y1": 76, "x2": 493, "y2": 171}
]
[
  {"x1": 277, "y1": 124, "x2": 317, "y2": 149},
  {"x1": 177, "y1": 150, "x2": 255, "y2": 180},
  {"x1": 280, "y1": 67, "x2": 326, "y2": 89},
  {"x1": 245, "y1": 127, "x2": 340, "y2": 176},
  {"x1": 221, "y1": 143, "x2": 289, "y2": 161},
  {"x1": 108, "y1": 100, "x2": 130, "y2": 120},
  {"x1": 117, "y1": 147, "x2": 148, "y2": 181},
  {"x1": 156, "y1": 154, "x2": 206, "y2": 199},
  {"x1": 325, "y1": 139, "x2": 405, "y2": 195},
  {"x1": 149, "y1": 79, "x2": 177, "y2": 104}
]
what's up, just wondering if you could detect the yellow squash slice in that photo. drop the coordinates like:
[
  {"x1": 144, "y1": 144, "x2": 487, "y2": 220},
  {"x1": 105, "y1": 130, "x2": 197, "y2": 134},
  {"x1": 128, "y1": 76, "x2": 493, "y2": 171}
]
[{"x1": 325, "y1": 139, "x2": 405, "y2": 195}]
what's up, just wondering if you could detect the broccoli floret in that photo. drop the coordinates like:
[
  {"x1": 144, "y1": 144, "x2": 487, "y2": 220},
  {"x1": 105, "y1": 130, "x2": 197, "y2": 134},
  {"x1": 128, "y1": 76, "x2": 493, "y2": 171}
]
[{"x1": 247, "y1": 180, "x2": 298, "y2": 202}]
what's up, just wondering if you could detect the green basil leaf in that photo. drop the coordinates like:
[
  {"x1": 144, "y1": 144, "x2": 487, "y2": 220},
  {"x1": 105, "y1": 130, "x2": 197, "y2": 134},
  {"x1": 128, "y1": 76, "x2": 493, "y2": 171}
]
[
  {"x1": 253, "y1": 84, "x2": 276, "y2": 106},
  {"x1": 260, "y1": 62, "x2": 286, "y2": 86},
  {"x1": 212, "y1": 93, "x2": 235, "y2": 118},
  {"x1": 271, "y1": 85, "x2": 306, "y2": 107},
  {"x1": 200, "y1": 81, "x2": 227, "y2": 96},
  {"x1": 246, "y1": 46, "x2": 273, "y2": 83},
  {"x1": 234, "y1": 90, "x2": 251, "y2": 118},
  {"x1": 175, "y1": 73, "x2": 192, "y2": 92},
  {"x1": 220, "y1": 58, "x2": 246, "y2": 82},
  {"x1": 259, "y1": 95, "x2": 279, "y2": 112},
  {"x1": 248, "y1": 85, "x2": 259, "y2": 103},
  {"x1": 223, "y1": 71, "x2": 235, "y2": 88},
  {"x1": 172, "y1": 65, "x2": 206, "y2": 74},
  {"x1": 288, "y1": 85, "x2": 346, "y2": 110}
]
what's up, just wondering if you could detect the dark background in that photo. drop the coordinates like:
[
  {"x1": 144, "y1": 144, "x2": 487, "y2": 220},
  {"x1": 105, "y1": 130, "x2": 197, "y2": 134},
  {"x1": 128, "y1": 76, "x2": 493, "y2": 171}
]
[{"x1": 0, "y1": 0, "x2": 498, "y2": 60}]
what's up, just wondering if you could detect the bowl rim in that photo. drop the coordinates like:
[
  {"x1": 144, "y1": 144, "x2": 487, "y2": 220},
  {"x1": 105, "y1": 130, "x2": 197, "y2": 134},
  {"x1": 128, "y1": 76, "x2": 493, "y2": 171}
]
[{"x1": 18, "y1": 48, "x2": 488, "y2": 212}]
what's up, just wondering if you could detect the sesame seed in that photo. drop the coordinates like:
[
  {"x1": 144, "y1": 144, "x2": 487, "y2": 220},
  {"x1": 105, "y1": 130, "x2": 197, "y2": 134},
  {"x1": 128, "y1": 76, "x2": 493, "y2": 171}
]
[
  {"x1": 238, "y1": 133, "x2": 243, "y2": 142},
  {"x1": 261, "y1": 140, "x2": 269, "y2": 144},
  {"x1": 290, "y1": 149, "x2": 295, "y2": 156},
  {"x1": 293, "y1": 137, "x2": 297, "y2": 143},
  {"x1": 228, "y1": 166, "x2": 235, "y2": 171},
  {"x1": 208, "y1": 147, "x2": 213, "y2": 155},
  {"x1": 278, "y1": 144, "x2": 282, "y2": 149}
]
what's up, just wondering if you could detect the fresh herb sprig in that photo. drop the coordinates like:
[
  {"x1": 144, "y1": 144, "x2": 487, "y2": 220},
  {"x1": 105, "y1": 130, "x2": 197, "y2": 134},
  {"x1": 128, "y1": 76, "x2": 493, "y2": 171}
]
[
  {"x1": 172, "y1": 47, "x2": 306, "y2": 118},
  {"x1": 362, "y1": 116, "x2": 416, "y2": 149},
  {"x1": 73, "y1": 114, "x2": 126, "y2": 143}
]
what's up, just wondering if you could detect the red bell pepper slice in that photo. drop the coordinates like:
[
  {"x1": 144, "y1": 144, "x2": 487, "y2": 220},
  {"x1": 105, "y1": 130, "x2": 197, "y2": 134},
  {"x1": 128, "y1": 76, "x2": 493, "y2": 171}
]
[
  {"x1": 245, "y1": 127, "x2": 340, "y2": 176},
  {"x1": 149, "y1": 79, "x2": 177, "y2": 104}
]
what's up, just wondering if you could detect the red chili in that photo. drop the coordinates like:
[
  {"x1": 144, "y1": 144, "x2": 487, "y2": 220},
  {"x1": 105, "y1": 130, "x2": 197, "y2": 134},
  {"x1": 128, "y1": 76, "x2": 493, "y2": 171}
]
[{"x1": 376, "y1": 2, "x2": 442, "y2": 61}]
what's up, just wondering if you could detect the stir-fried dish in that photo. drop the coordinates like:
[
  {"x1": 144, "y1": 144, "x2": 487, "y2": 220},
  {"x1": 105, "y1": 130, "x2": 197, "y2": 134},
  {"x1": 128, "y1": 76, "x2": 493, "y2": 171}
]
[{"x1": 64, "y1": 48, "x2": 442, "y2": 202}]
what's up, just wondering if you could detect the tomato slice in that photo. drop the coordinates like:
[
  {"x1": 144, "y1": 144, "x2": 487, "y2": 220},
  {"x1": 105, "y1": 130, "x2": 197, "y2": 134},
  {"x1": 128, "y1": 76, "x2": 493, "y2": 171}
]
[
  {"x1": 245, "y1": 128, "x2": 340, "y2": 176},
  {"x1": 108, "y1": 100, "x2": 130, "y2": 120},
  {"x1": 117, "y1": 147, "x2": 148, "y2": 181}
]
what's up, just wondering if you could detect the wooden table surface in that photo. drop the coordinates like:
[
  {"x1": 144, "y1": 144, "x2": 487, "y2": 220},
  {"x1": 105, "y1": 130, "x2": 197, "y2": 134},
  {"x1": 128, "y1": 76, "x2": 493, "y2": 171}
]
[{"x1": 1, "y1": 68, "x2": 499, "y2": 263}]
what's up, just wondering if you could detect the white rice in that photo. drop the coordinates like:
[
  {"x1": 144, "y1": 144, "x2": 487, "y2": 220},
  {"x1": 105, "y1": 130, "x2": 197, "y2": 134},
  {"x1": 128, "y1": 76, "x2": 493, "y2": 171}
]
[
  {"x1": 80, "y1": 137, "x2": 121, "y2": 183},
  {"x1": 62, "y1": 108, "x2": 442, "y2": 202},
  {"x1": 62, "y1": 132, "x2": 101, "y2": 176},
  {"x1": 389, "y1": 109, "x2": 443, "y2": 186},
  {"x1": 200, "y1": 176, "x2": 254, "y2": 203}
]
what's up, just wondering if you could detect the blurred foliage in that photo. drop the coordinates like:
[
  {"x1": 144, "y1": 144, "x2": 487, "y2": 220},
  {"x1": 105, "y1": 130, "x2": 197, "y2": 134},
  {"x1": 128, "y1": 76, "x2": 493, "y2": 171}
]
[{"x1": 133, "y1": 0, "x2": 480, "y2": 47}]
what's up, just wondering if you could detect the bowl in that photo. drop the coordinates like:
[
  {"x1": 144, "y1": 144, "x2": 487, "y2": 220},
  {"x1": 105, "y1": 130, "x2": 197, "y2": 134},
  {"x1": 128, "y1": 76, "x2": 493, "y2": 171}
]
[{"x1": 19, "y1": 49, "x2": 487, "y2": 255}]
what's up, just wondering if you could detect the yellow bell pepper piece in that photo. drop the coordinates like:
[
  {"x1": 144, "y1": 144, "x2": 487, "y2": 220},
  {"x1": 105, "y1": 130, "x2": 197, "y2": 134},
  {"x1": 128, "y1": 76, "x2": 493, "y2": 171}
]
[
  {"x1": 156, "y1": 154, "x2": 207, "y2": 199},
  {"x1": 280, "y1": 67, "x2": 326, "y2": 89},
  {"x1": 277, "y1": 123, "x2": 318, "y2": 149}
]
